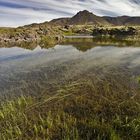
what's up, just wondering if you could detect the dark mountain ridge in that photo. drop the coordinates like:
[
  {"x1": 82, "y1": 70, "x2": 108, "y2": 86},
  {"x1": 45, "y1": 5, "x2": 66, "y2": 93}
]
[{"x1": 49, "y1": 10, "x2": 140, "y2": 26}]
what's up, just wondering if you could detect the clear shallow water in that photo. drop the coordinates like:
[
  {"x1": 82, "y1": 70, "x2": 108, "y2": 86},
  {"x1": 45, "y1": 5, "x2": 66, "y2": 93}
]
[{"x1": 0, "y1": 40, "x2": 140, "y2": 100}]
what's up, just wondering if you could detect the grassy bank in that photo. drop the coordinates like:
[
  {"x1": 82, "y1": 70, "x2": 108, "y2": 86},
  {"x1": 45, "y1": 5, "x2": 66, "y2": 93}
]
[{"x1": 0, "y1": 79, "x2": 140, "y2": 140}]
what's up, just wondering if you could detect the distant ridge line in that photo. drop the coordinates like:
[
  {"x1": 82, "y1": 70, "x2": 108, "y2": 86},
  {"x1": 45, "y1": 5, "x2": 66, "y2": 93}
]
[{"x1": 49, "y1": 10, "x2": 140, "y2": 26}]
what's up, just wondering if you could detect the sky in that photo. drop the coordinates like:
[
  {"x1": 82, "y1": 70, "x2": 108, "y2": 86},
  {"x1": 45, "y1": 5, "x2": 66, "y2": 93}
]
[{"x1": 0, "y1": 0, "x2": 140, "y2": 27}]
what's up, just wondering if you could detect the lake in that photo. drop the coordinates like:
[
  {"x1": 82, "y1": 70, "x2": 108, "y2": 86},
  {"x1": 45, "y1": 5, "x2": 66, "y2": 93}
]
[{"x1": 0, "y1": 38, "x2": 140, "y2": 100}]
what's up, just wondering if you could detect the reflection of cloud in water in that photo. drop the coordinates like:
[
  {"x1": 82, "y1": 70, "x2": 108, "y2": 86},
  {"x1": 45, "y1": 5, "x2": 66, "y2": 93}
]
[
  {"x1": 2, "y1": 45, "x2": 140, "y2": 70},
  {"x1": 0, "y1": 44, "x2": 140, "y2": 98},
  {"x1": 84, "y1": 46, "x2": 140, "y2": 68}
]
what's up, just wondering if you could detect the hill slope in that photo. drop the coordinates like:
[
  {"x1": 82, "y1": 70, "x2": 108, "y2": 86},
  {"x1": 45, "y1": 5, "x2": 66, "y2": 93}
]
[{"x1": 49, "y1": 10, "x2": 140, "y2": 26}]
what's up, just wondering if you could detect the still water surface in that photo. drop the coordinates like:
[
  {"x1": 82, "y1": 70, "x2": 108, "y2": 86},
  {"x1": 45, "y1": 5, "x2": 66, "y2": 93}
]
[{"x1": 0, "y1": 39, "x2": 140, "y2": 99}]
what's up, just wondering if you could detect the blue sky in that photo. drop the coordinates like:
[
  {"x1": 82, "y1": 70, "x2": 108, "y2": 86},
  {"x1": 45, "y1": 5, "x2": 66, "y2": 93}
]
[{"x1": 0, "y1": 0, "x2": 140, "y2": 27}]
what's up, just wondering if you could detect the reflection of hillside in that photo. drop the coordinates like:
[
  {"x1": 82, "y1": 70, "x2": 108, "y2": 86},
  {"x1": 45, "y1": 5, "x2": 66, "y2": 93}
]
[
  {"x1": 61, "y1": 37, "x2": 140, "y2": 52},
  {"x1": 0, "y1": 41, "x2": 38, "y2": 50},
  {"x1": 0, "y1": 40, "x2": 56, "y2": 50},
  {"x1": 0, "y1": 37, "x2": 140, "y2": 51}
]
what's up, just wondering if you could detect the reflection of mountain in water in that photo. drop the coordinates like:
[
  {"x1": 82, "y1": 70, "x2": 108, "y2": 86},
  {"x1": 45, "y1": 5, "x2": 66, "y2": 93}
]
[
  {"x1": 61, "y1": 37, "x2": 140, "y2": 52},
  {"x1": 1, "y1": 37, "x2": 140, "y2": 51}
]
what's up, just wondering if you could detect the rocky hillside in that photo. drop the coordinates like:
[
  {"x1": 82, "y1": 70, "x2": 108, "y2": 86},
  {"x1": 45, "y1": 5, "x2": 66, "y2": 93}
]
[{"x1": 0, "y1": 25, "x2": 64, "y2": 47}]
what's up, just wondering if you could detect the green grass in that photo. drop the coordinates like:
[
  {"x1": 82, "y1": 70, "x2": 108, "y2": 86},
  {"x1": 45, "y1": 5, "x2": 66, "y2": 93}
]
[{"x1": 0, "y1": 79, "x2": 140, "y2": 140}]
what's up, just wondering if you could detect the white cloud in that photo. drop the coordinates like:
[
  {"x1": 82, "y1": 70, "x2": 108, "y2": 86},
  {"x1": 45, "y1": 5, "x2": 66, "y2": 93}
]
[{"x1": 0, "y1": 0, "x2": 140, "y2": 27}]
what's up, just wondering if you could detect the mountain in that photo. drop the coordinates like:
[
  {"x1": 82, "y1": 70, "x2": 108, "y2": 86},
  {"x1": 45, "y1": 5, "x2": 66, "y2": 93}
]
[
  {"x1": 50, "y1": 10, "x2": 109, "y2": 25},
  {"x1": 49, "y1": 10, "x2": 140, "y2": 26},
  {"x1": 68, "y1": 10, "x2": 109, "y2": 25}
]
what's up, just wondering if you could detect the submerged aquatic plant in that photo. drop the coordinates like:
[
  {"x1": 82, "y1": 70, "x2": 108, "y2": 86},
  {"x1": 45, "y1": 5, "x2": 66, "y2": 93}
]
[{"x1": 0, "y1": 78, "x2": 139, "y2": 139}]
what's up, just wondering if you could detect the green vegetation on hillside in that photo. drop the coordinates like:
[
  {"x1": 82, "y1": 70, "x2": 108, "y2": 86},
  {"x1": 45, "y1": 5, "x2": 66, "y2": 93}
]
[
  {"x1": 92, "y1": 26, "x2": 140, "y2": 41},
  {"x1": 92, "y1": 27, "x2": 136, "y2": 36},
  {"x1": 0, "y1": 25, "x2": 64, "y2": 47}
]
